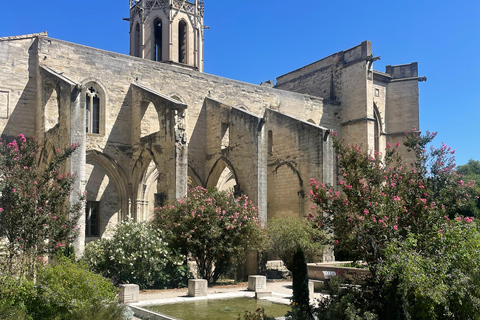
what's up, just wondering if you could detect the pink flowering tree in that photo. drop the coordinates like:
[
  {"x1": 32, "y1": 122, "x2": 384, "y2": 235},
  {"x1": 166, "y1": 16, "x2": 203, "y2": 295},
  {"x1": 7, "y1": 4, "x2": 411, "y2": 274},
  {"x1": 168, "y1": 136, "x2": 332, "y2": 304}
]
[
  {"x1": 152, "y1": 187, "x2": 266, "y2": 284},
  {"x1": 0, "y1": 135, "x2": 82, "y2": 275},
  {"x1": 309, "y1": 130, "x2": 475, "y2": 263}
]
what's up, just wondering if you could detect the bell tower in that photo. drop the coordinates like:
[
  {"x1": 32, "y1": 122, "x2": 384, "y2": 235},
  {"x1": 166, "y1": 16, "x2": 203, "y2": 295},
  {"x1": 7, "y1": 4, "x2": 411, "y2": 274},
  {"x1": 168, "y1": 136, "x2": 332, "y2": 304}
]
[{"x1": 129, "y1": 0, "x2": 204, "y2": 72}]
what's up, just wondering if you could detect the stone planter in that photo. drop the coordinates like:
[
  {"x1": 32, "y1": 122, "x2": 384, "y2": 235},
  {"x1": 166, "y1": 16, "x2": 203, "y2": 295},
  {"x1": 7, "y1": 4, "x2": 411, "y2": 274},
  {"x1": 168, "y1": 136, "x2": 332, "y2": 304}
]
[{"x1": 307, "y1": 262, "x2": 370, "y2": 289}]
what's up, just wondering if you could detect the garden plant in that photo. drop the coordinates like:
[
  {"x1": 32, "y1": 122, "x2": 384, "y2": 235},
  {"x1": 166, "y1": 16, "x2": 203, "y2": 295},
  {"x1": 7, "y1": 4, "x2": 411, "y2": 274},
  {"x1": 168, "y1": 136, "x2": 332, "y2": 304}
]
[
  {"x1": 0, "y1": 135, "x2": 127, "y2": 319},
  {"x1": 153, "y1": 186, "x2": 266, "y2": 284},
  {"x1": 83, "y1": 219, "x2": 191, "y2": 289},
  {"x1": 307, "y1": 130, "x2": 479, "y2": 319}
]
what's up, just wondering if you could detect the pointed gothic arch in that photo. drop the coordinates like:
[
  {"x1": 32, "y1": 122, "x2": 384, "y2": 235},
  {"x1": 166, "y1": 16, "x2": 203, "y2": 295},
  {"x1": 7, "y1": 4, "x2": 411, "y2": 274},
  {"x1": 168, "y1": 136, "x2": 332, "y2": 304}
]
[
  {"x1": 206, "y1": 157, "x2": 239, "y2": 191},
  {"x1": 373, "y1": 103, "x2": 383, "y2": 153},
  {"x1": 268, "y1": 161, "x2": 305, "y2": 219}
]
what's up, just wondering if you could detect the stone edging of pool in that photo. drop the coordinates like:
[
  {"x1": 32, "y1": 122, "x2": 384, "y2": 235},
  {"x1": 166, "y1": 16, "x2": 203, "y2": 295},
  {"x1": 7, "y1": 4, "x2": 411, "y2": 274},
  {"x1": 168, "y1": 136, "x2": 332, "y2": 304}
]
[{"x1": 127, "y1": 291, "x2": 290, "y2": 320}]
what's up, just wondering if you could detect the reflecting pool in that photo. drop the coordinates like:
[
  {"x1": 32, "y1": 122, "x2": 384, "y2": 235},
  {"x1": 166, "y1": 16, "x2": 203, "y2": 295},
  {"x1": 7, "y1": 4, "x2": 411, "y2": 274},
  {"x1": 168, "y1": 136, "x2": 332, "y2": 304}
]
[{"x1": 145, "y1": 297, "x2": 291, "y2": 320}]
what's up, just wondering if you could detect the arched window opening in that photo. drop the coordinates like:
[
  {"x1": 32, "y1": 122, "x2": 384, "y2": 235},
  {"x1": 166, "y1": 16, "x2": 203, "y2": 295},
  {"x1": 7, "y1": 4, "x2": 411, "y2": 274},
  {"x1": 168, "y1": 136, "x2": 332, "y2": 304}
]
[
  {"x1": 134, "y1": 23, "x2": 141, "y2": 58},
  {"x1": 216, "y1": 166, "x2": 237, "y2": 192},
  {"x1": 140, "y1": 102, "x2": 160, "y2": 138},
  {"x1": 86, "y1": 86, "x2": 100, "y2": 134},
  {"x1": 154, "y1": 19, "x2": 163, "y2": 61},
  {"x1": 178, "y1": 20, "x2": 187, "y2": 64},
  {"x1": 373, "y1": 103, "x2": 382, "y2": 153}
]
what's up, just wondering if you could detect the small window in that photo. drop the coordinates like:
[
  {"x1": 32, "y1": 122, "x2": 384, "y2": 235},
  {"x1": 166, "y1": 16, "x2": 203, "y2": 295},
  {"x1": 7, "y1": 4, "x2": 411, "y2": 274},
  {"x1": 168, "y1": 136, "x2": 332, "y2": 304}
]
[
  {"x1": 268, "y1": 130, "x2": 273, "y2": 155},
  {"x1": 85, "y1": 201, "x2": 100, "y2": 237},
  {"x1": 86, "y1": 87, "x2": 100, "y2": 134},
  {"x1": 134, "y1": 23, "x2": 141, "y2": 58},
  {"x1": 154, "y1": 19, "x2": 163, "y2": 61},
  {"x1": 178, "y1": 20, "x2": 187, "y2": 64}
]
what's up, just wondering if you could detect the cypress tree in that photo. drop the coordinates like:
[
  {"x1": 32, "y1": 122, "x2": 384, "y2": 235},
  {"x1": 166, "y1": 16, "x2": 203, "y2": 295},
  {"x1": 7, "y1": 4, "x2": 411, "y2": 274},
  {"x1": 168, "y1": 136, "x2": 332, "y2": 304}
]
[{"x1": 291, "y1": 248, "x2": 311, "y2": 318}]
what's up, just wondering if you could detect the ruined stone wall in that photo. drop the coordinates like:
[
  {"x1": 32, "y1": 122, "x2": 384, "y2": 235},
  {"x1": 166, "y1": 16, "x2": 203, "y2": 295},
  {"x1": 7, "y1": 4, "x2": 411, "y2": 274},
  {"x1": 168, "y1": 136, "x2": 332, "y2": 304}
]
[
  {"x1": 33, "y1": 37, "x2": 331, "y2": 184},
  {"x1": 0, "y1": 35, "x2": 39, "y2": 139},
  {"x1": 266, "y1": 109, "x2": 326, "y2": 220}
]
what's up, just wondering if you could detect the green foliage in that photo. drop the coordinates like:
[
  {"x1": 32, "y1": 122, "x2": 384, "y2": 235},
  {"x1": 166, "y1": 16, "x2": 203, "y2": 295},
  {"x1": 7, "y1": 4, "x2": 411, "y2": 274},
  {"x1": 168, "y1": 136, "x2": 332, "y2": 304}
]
[
  {"x1": 267, "y1": 217, "x2": 325, "y2": 272},
  {"x1": 373, "y1": 219, "x2": 480, "y2": 320},
  {"x1": 289, "y1": 248, "x2": 311, "y2": 319},
  {"x1": 310, "y1": 131, "x2": 474, "y2": 263},
  {"x1": 0, "y1": 257, "x2": 124, "y2": 320},
  {"x1": 0, "y1": 135, "x2": 82, "y2": 275},
  {"x1": 457, "y1": 159, "x2": 480, "y2": 218},
  {"x1": 308, "y1": 131, "x2": 480, "y2": 319},
  {"x1": 153, "y1": 187, "x2": 266, "y2": 284},
  {"x1": 82, "y1": 219, "x2": 190, "y2": 289}
]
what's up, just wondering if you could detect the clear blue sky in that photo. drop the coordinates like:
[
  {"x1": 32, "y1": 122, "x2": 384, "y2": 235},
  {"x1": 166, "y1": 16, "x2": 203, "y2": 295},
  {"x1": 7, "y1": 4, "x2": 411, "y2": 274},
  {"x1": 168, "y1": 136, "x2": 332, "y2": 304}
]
[{"x1": 1, "y1": 0, "x2": 479, "y2": 166}]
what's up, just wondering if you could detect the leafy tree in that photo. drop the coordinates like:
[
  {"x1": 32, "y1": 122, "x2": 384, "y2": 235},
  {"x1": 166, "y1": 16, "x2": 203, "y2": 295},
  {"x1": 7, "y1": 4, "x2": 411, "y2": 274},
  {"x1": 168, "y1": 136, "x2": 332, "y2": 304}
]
[
  {"x1": 307, "y1": 131, "x2": 479, "y2": 319},
  {"x1": 309, "y1": 131, "x2": 474, "y2": 263},
  {"x1": 0, "y1": 135, "x2": 81, "y2": 275},
  {"x1": 153, "y1": 187, "x2": 266, "y2": 284},
  {"x1": 267, "y1": 217, "x2": 325, "y2": 272}
]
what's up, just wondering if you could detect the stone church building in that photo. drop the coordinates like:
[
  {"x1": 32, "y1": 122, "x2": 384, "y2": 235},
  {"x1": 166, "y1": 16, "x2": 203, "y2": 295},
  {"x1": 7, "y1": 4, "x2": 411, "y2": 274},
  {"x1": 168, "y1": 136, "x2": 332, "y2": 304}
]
[{"x1": 0, "y1": 0, "x2": 424, "y2": 258}]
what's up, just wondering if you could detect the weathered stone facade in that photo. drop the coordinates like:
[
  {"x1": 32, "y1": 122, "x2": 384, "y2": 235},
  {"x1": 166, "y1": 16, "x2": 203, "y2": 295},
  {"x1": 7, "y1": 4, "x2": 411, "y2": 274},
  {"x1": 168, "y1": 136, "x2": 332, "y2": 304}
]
[{"x1": 0, "y1": 1, "x2": 424, "y2": 263}]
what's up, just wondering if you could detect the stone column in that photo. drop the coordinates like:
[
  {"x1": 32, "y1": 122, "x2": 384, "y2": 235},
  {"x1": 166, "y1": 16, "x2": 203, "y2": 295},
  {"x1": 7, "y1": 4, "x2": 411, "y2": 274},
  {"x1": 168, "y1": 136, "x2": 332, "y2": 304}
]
[{"x1": 70, "y1": 84, "x2": 86, "y2": 258}]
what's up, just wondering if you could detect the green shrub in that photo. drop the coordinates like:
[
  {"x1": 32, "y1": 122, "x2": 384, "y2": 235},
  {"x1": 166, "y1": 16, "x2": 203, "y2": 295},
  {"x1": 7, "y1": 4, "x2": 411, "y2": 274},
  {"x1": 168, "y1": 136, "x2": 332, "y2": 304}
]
[
  {"x1": 153, "y1": 187, "x2": 266, "y2": 284},
  {"x1": 0, "y1": 135, "x2": 81, "y2": 276},
  {"x1": 83, "y1": 219, "x2": 190, "y2": 289},
  {"x1": 267, "y1": 217, "x2": 325, "y2": 272},
  {"x1": 0, "y1": 257, "x2": 124, "y2": 320},
  {"x1": 373, "y1": 219, "x2": 480, "y2": 320}
]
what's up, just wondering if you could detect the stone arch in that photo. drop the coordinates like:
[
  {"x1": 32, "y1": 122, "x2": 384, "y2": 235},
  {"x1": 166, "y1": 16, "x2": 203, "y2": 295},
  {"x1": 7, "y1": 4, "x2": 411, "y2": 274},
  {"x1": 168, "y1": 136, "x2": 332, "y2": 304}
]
[
  {"x1": 307, "y1": 119, "x2": 316, "y2": 125},
  {"x1": 131, "y1": 148, "x2": 161, "y2": 221},
  {"x1": 267, "y1": 161, "x2": 305, "y2": 219},
  {"x1": 136, "y1": 159, "x2": 159, "y2": 221},
  {"x1": 206, "y1": 157, "x2": 239, "y2": 190},
  {"x1": 170, "y1": 94, "x2": 185, "y2": 104},
  {"x1": 85, "y1": 151, "x2": 128, "y2": 240},
  {"x1": 373, "y1": 103, "x2": 383, "y2": 153},
  {"x1": 86, "y1": 150, "x2": 129, "y2": 221},
  {"x1": 81, "y1": 79, "x2": 107, "y2": 135},
  {"x1": 216, "y1": 167, "x2": 237, "y2": 192},
  {"x1": 188, "y1": 165, "x2": 204, "y2": 189}
]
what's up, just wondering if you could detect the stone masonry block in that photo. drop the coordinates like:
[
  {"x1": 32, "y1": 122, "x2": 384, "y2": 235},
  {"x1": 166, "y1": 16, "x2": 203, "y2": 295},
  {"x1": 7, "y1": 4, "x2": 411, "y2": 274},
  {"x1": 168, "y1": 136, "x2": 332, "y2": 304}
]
[
  {"x1": 188, "y1": 279, "x2": 208, "y2": 297},
  {"x1": 118, "y1": 284, "x2": 139, "y2": 303},
  {"x1": 248, "y1": 275, "x2": 266, "y2": 292},
  {"x1": 309, "y1": 280, "x2": 314, "y2": 298}
]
